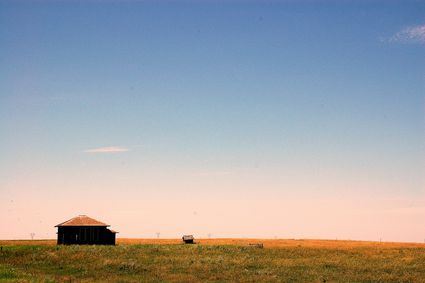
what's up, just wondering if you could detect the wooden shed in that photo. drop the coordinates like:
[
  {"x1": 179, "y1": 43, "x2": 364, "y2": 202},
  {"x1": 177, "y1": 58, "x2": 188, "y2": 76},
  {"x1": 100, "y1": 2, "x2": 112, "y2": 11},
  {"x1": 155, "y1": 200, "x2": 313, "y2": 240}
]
[{"x1": 55, "y1": 215, "x2": 118, "y2": 245}]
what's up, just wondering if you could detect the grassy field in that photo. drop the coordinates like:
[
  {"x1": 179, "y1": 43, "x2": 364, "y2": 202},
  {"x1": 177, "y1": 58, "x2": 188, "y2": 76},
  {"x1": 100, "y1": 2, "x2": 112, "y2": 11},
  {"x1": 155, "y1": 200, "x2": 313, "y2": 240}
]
[{"x1": 1, "y1": 239, "x2": 425, "y2": 282}]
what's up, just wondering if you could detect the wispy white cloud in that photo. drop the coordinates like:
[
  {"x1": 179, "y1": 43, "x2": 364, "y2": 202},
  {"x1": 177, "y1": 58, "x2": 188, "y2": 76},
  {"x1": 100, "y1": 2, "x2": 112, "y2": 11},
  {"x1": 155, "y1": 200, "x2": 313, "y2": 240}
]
[
  {"x1": 84, "y1": 146, "x2": 129, "y2": 153},
  {"x1": 389, "y1": 24, "x2": 425, "y2": 43}
]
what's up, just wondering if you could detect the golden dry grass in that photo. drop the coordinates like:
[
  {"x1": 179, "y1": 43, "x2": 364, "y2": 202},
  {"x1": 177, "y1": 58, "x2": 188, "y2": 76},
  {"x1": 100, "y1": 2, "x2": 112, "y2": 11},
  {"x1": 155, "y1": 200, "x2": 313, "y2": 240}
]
[
  {"x1": 2, "y1": 238, "x2": 424, "y2": 249},
  {"x1": 0, "y1": 240, "x2": 56, "y2": 246},
  {"x1": 1, "y1": 238, "x2": 425, "y2": 282}
]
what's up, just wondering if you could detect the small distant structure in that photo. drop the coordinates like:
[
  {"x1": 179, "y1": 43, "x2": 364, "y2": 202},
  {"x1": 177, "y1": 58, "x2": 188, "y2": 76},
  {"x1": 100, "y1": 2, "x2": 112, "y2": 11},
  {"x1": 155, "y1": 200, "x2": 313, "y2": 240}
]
[
  {"x1": 55, "y1": 215, "x2": 118, "y2": 245},
  {"x1": 182, "y1": 235, "x2": 194, "y2": 244}
]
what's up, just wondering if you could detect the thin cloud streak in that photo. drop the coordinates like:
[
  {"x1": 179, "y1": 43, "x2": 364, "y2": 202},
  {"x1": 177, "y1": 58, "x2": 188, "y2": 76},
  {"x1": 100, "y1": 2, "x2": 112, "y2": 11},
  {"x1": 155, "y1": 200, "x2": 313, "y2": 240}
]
[
  {"x1": 389, "y1": 24, "x2": 425, "y2": 43},
  {"x1": 84, "y1": 146, "x2": 129, "y2": 153}
]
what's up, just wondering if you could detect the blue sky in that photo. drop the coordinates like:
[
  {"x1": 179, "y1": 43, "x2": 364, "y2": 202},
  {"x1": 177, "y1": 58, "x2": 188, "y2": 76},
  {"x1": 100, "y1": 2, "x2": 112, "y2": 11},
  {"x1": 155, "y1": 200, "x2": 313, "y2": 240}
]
[{"x1": 0, "y1": 1, "x2": 424, "y2": 241}]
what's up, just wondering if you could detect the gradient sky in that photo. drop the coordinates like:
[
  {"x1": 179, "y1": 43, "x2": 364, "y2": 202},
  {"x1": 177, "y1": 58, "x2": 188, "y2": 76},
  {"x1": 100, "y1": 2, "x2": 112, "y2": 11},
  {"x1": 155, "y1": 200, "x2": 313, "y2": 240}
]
[{"x1": 1, "y1": 0, "x2": 424, "y2": 242}]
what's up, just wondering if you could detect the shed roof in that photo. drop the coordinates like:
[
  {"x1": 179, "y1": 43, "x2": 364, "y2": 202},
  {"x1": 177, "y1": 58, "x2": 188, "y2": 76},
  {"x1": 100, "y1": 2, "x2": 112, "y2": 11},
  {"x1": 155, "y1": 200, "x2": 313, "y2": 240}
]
[{"x1": 55, "y1": 215, "x2": 109, "y2": 227}]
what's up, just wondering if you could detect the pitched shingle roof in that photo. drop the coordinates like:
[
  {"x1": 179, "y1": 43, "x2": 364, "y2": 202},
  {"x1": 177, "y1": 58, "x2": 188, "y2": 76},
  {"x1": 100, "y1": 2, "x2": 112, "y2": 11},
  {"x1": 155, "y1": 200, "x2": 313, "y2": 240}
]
[{"x1": 55, "y1": 215, "x2": 109, "y2": 227}]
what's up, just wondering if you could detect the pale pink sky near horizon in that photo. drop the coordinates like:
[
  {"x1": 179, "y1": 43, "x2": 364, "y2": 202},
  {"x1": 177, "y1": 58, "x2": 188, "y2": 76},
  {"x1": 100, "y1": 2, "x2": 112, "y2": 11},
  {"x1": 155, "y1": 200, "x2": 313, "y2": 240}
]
[{"x1": 2, "y1": 171, "x2": 425, "y2": 242}]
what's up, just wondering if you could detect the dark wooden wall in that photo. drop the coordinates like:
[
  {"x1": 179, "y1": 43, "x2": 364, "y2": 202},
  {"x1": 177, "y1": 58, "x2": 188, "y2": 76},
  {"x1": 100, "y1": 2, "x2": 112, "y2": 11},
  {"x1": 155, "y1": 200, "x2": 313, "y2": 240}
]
[{"x1": 57, "y1": 226, "x2": 116, "y2": 245}]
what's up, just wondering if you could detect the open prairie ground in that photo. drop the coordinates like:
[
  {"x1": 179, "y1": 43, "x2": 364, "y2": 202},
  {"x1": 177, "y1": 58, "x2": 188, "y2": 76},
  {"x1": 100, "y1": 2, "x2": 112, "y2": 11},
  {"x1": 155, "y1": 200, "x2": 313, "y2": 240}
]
[{"x1": 1, "y1": 239, "x2": 425, "y2": 282}]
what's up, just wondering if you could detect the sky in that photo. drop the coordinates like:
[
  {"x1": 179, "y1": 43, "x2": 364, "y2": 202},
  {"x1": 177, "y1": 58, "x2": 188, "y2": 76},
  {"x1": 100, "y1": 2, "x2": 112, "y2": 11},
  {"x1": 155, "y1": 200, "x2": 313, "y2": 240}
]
[{"x1": 0, "y1": 0, "x2": 424, "y2": 242}]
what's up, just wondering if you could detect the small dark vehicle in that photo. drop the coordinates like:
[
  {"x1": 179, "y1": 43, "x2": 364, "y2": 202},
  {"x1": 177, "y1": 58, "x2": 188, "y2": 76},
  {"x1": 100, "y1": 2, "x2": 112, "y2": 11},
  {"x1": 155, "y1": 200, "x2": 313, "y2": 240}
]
[{"x1": 182, "y1": 235, "x2": 194, "y2": 244}]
